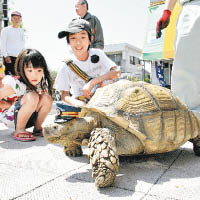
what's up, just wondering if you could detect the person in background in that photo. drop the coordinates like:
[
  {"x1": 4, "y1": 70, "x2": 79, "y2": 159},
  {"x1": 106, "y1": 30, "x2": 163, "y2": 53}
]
[
  {"x1": 75, "y1": 0, "x2": 104, "y2": 49},
  {"x1": 0, "y1": 49, "x2": 53, "y2": 141},
  {"x1": 0, "y1": 11, "x2": 25, "y2": 75},
  {"x1": 156, "y1": 0, "x2": 200, "y2": 119}
]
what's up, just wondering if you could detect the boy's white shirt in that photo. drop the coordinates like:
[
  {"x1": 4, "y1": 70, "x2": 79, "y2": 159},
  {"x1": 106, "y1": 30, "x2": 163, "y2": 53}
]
[{"x1": 54, "y1": 48, "x2": 116, "y2": 98}]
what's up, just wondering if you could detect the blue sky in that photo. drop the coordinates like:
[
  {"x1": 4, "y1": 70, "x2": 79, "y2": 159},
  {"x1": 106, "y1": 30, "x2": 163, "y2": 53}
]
[{"x1": 10, "y1": 0, "x2": 150, "y2": 70}]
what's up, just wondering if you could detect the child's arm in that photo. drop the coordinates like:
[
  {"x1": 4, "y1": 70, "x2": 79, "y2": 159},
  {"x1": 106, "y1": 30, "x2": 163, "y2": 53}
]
[
  {"x1": 0, "y1": 84, "x2": 16, "y2": 100},
  {"x1": 83, "y1": 66, "x2": 121, "y2": 99},
  {"x1": 165, "y1": 0, "x2": 177, "y2": 11},
  {"x1": 61, "y1": 91, "x2": 86, "y2": 107},
  {"x1": 0, "y1": 84, "x2": 16, "y2": 109}
]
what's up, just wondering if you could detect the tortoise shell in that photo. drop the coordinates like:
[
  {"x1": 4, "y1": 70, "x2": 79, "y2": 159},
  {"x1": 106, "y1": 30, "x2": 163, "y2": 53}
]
[{"x1": 80, "y1": 80, "x2": 200, "y2": 154}]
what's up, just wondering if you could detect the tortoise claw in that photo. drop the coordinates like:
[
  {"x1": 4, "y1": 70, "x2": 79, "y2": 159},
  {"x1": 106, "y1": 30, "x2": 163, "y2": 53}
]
[
  {"x1": 64, "y1": 145, "x2": 83, "y2": 157},
  {"x1": 190, "y1": 138, "x2": 200, "y2": 157},
  {"x1": 193, "y1": 143, "x2": 200, "y2": 156}
]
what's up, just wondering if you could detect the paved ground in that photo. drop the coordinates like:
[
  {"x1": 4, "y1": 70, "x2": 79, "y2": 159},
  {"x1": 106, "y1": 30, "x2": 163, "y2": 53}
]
[{"x1": 1, "y1": 104, "x2": 200, "y2": 200}]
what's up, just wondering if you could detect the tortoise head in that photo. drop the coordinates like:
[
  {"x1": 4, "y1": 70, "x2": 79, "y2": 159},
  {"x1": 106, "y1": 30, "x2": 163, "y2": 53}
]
[
  {"x1": 43, "y1": 117, "x2": 97, "y2": 147},
  {"x1": 43, "y1": 122, "x2": 64, "y2": 144}
]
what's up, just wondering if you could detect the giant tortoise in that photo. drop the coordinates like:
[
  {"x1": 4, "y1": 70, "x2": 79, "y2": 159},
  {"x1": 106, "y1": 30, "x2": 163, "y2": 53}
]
[{"x1": 43, "y1": 80, "x2": 200, "y2": 187}]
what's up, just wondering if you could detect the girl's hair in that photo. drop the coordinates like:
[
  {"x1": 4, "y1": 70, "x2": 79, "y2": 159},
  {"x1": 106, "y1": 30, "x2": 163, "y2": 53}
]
[{"x1": 15, "y1": 49, "x2": 53, "y2": 96}]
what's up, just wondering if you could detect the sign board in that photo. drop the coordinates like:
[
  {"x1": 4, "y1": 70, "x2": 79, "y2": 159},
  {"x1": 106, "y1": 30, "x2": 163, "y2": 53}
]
[{"x1": 142, "y1": 1, "x2": 181, "y2": 60}]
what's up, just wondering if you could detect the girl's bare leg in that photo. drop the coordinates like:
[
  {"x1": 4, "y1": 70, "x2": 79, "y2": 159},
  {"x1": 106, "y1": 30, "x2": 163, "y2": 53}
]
[
  {"x1": 16, "y1": 92, "x2": 39, "y2": 131},
  {"x1": 14, "y1": 92, "x2": 39, "y2": 138},
  {"x1": 35, "y1": 94, "x2": 53, "y2": 130},
  {"x1": 14, "y1": 92, "x2": 52, "y2": 138}
]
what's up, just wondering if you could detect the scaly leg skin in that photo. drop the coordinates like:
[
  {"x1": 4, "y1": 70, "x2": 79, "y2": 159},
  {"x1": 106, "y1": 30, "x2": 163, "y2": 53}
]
[{"x1": 88, "y1": 128, "x2": 119, "y2": 187}]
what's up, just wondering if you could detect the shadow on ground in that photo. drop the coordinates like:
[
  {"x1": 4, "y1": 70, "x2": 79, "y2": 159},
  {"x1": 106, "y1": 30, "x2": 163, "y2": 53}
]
[{"x1": 65, "y1": 146, "x2": 200, "y2": 198}]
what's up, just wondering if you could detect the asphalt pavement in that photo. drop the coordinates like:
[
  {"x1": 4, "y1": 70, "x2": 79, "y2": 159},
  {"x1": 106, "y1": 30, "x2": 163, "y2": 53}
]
[{"x1": 0, "y1": 103, "x2": 200, "y2": 200}]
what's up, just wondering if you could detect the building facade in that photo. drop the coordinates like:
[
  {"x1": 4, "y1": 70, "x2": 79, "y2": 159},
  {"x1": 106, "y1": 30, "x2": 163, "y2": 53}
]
[
  {"x1": 104, "y1": 43, "x2": 149, "y2": 81},
  {"x1": 0, "y1": 0, "x2": 8, "y2": 31}
]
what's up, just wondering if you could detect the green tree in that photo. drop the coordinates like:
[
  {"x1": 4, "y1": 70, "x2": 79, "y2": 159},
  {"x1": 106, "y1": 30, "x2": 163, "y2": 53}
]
[
  {"x1": 144, "y1": 74, "x2": 151, "y2": 83},
  {"x1": 50, "y1": 70, "x2": 59, "y2": 100},
  {"x1": 50, "y1": 70, "x2": 57, "y2": 84},
  {"x1": 128, "y1": 76, "x2": 139, "y2": 82}
]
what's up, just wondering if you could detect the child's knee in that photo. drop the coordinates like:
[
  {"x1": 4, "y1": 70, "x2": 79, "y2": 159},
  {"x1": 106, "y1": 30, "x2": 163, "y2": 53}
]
[
  {"x1": 42, "y1": 94, "x2": 52, "y2": 103},
  {"x1": 21, "y1": 92, "x2": 40, "y2": 106},
  {"x1": 40, "y1": 94, "x2": 53, "y2": 109}
]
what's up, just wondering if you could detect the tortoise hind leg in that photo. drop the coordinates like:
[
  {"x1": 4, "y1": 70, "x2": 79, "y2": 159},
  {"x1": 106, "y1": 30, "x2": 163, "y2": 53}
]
[
  {"x1": 88, "y1": 128, "x2": 119, "y2": 187},
  {"x1": 190, "y1": 137, "x2": 200, "y2": 156}
]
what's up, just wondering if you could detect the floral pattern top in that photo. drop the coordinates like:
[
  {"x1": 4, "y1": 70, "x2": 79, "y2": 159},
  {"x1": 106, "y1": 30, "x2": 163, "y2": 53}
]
[{"x1": 0, "y1": 75, "x2": 26, "y2": 128}]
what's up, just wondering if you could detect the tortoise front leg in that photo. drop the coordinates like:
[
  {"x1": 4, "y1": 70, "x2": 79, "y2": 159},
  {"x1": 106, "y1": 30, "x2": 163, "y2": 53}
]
[{"x1": 88, "y1": 128, "x2": 119, "y2": 188}]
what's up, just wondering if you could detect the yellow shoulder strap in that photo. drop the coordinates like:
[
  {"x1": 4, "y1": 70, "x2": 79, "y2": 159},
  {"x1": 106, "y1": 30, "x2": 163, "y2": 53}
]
[{"x1": 64, "y1": 59, "x2": 93, "y2": 82}]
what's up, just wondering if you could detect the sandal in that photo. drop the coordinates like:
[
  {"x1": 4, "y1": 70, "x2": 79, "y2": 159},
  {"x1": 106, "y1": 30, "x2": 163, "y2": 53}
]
[
  {"x1": 13, "y1": 130, "x2": 36, "y2": 142},
  {"x1": 33, "y1": 127, "x2": 43, "y2": 137}
]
